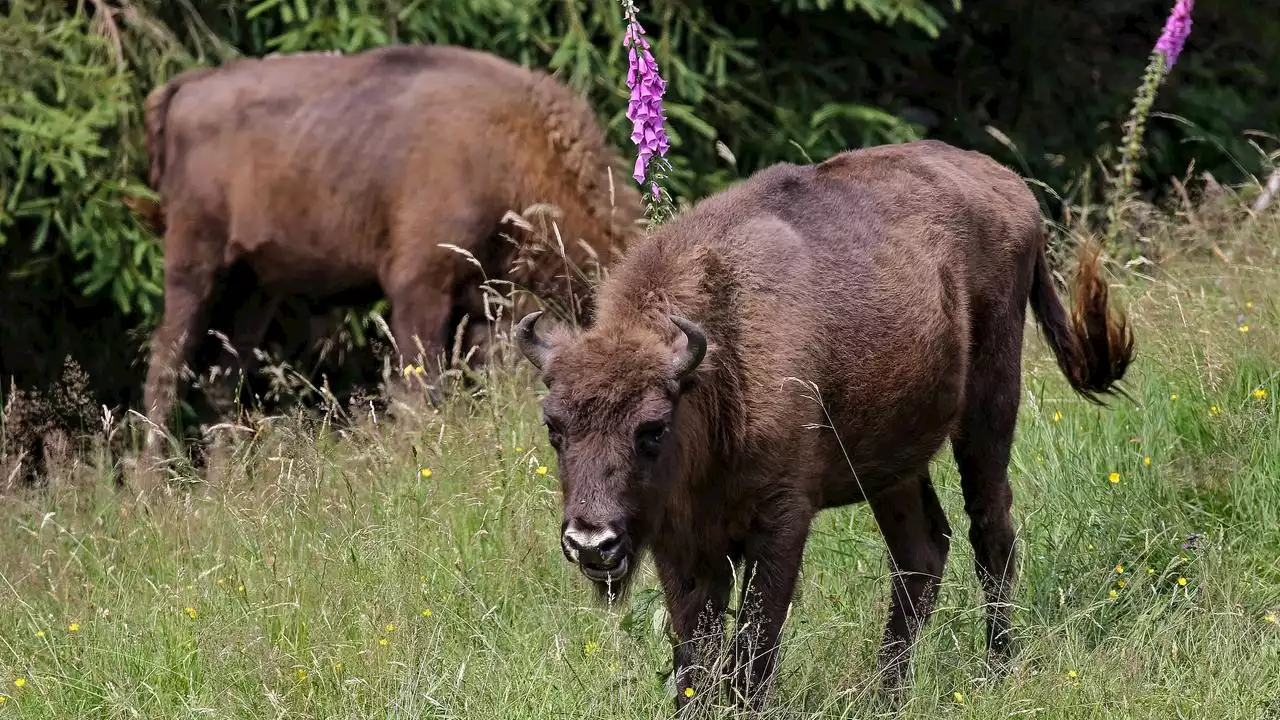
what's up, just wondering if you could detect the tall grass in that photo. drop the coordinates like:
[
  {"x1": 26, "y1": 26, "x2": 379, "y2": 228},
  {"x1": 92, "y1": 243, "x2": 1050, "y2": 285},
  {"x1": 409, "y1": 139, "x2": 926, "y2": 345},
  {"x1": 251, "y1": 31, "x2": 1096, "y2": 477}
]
[
  {"x1": 3, "y1": 3, "x2": 1279, "y2": 713},
  {"x1": 1, "y1": 197, "x2": 1278, "y2": 717}
]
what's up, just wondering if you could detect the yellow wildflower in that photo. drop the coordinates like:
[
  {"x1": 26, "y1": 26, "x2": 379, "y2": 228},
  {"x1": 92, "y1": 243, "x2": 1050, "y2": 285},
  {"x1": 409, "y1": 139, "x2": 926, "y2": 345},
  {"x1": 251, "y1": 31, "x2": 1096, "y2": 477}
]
[
  {"x1": 35, "y1": 630, "x2": 45, "y2": 638},
  {"x1": 535, "y1": 466, "x2": 549, "y2": 475},
  {"x1": 1117, "y1": 579, "x2": 1128, "y2": 588},
  {"x1": 584, "y1": 639, "x2": 599, "y2": 657},
  {"x1": 237, "y1": 584, "x2": 245, "y2": 593},
  {"x1": 1245, "y1": 301, "x2": 1254, "y2": 310},
  {"x1": 0, "y1": 695, "x2": 6, "y2": 705},
  {"x1": 1238, "y1": 324, "x2": 1250, "y2": 333},
  {"x1": 514, "y1": 447, "x2": 524, "y2": 453},
  {"x1": 13, "y1": 679, "x2": 25, "y2": 688},
  {"x1": 1170, "y1": 393, "x2": 1179, "y2": 401},
  {"x1": 334, "y1": 662, "x2": 345, "y2": 672},
  {"x1": 1177, "y1": 577, "x2": 1188, "y2": 586},
  {"x1": 684, "y1": 687, "x2": 695, "y2": 698},
  {"x1": 1143, "y1": 455, "x2": 1151, "y2": 467},
  {"x1": 1067, "y1": 670, "x2": 1078, "y2": 680},
  {"x1": 1052, "y1": 411, "x2": 1062, "y2": 423},
  {"x1": 1115, "y1": 564, "x2": 1125, "y2": 574},
  {"x1": 1264, "y1": 612, "x2": 1277, "y2": 624},
  {"x1": 1209, "y1": 405, "x2": 1221, "y2": 417},
  {"x1": 1254, "y1": 388, "x2": 1268, "y2": 400},
  {"x1": 421, "y1": 608, "x2": 433, "y2": 618},
  {"x1": 420, "y1": 468, "x2": 432, "y2": 479},
  {"x1": 185, "y1": 607, "x2": 198, "y2": 620},
  {"x1": 385, "y1": 623, "x2": 396, "y2": 633},
  {"x1": 1086, "y1": 544, "x2": 1096, "y2": 551},
  {"x1": 378, "y1": 637, "x2": 388, "y2": 646},
  {"x1": 1147, "y1": 567, "x2": 1155, "y2": 575},
  {"x1": 68, "y1": 622, "x2": 80, "y2": 632},
  {"x1": 1108, "y1": 472, "x2": 1121, "y2": 484},
  {"x1": 296, "y1": 668, "x2": 307, "y2": 682},
  {"x1": 953, "y1": 691, "x2": 966, "y2": 705},
  {"x1": 1109, "y1": 589, "x2": 1118, "y2": 600}
]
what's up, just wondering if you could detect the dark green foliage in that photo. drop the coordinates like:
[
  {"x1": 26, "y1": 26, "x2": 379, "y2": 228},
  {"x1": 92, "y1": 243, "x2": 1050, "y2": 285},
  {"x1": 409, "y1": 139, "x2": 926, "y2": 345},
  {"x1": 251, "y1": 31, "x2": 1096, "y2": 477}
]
[
  {"x1": 920, "y1": 0, "x2": 1280, "y2": 203},
  {"x1": 2, "y1": 1, "x2": 173, "y2": 320}
]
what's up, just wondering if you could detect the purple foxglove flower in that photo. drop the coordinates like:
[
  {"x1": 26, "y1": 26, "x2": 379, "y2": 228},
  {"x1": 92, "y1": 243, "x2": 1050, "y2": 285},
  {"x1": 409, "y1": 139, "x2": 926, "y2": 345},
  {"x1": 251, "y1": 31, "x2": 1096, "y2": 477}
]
[
  {"x1": 1154, "y1": 0, "x2": 1193, "y2": 69},
  {"x1": 621, "y1": 1, "x2": 670, "y2": 184}
]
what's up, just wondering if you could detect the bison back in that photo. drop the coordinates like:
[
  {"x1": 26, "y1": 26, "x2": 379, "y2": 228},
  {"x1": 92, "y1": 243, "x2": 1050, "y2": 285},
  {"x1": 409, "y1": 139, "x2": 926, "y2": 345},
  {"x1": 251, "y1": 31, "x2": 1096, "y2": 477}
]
[
  {"x1": 156, "y1": 45, "x2": 561, "y2": 297},
  {"x1": 653, "y1": 140, "x2": 1041, "y2": 484}
]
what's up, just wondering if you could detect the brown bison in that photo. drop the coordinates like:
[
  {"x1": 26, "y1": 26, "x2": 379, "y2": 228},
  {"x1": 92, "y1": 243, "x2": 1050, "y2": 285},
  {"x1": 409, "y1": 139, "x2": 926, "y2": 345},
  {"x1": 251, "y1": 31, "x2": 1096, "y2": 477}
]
[
  {"x1": 514, "y1": 139, "x2": 1133, "y2": 710},
  {"x1": 133, "y1": 44, "x2": 642, "y2": 464}
]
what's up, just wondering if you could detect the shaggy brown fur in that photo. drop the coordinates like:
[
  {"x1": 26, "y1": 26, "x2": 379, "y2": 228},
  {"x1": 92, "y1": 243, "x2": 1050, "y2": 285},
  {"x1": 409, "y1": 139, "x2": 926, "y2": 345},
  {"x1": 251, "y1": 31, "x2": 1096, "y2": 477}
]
[
  {"x1": 134, "y1": 44, "x2": 643, "y2": 468},
  {"x1": 515, "y1": 139, "x2": 1133, "y2": 711}
]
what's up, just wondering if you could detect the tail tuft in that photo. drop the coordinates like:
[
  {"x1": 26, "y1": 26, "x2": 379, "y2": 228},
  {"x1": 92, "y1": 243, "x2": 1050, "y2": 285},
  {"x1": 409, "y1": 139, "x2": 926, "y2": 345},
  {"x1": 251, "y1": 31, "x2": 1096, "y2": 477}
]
[
  {"x1": 1030, "y1": 236, "x2": 1134, "y2": 405},
  {"x1": 123, "y1": 194, "x2": 164, "y2": 234}
]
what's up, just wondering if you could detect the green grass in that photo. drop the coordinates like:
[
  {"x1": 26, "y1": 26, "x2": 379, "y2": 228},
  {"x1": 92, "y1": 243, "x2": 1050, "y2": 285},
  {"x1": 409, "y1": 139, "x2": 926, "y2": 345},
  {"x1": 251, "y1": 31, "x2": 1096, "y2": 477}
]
[{"x1": 1, "y1": 251, "x2": 1279, "y2": 719}]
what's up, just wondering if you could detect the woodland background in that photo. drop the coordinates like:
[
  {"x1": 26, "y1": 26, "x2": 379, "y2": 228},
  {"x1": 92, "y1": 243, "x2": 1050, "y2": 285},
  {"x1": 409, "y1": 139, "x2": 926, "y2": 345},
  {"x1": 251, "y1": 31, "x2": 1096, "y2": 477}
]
[{"x1": 3, "y1": 0, "x2": 1278, "y2": 421}]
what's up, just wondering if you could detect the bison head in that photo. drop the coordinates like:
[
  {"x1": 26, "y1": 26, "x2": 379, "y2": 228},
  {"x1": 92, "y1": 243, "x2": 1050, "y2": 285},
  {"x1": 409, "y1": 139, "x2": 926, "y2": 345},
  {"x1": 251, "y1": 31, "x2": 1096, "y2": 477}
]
[{"x1": 513, "y1": 309, "x2": 706, "y2": 598}]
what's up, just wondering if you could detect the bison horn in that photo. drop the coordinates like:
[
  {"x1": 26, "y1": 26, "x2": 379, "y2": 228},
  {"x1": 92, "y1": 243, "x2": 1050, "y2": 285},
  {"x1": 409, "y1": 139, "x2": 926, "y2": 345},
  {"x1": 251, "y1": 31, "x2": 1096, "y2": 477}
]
[
  {"x1": 668, "y1": 315, "x2": 707, "y2": 379},
  {"x1": 514, "y1": 310, "x2": 553, "y2": 370}
]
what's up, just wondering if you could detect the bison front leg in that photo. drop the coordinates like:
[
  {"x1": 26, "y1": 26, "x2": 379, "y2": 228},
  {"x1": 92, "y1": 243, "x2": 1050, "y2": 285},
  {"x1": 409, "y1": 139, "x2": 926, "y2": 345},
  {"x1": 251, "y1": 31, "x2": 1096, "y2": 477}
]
[
  {"x1": 731, "y1": 499, "x2": 814, "y2": 710},
  {"x1": 387, "y1": 286, "x2": 451, "y2": 380},
  {"x1": 657, "y1": 556, "x2": 732, "y2": 714},
  {"x1": 868, "y1": 470, "x2": 952, "y2": 692},
  {"x1": 382, "y1": 215, "x2": 491, "y2": 404}
]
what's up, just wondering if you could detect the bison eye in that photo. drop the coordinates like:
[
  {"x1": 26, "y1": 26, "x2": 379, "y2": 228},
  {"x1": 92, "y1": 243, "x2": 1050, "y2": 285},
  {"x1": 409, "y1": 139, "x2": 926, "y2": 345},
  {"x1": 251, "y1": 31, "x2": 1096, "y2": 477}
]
[
  {"x1": 544, "y1": 417, "x2": 565, "y2": 451},
  {"x1": 635, "y1": 421, "x2": 669, "y2": 458}
]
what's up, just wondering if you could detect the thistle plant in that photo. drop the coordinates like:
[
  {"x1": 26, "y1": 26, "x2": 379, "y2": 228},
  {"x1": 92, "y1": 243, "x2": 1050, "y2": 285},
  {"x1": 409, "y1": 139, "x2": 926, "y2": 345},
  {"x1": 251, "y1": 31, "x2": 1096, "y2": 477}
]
[
  {"x1": 620, "y1": 0, "x2": 677, "y2": 227},
  {"x1": 1104, "y1": 0, "x2": 1194, "y2": 244}
]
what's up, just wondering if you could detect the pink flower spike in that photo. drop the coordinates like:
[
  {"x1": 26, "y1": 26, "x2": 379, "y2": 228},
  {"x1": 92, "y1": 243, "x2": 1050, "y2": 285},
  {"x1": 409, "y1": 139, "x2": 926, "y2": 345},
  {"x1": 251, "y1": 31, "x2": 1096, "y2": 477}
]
[
  {"x1": 620, "y1": 0, "x2": 669, "y2": 186},
  {"x1": 1154, "y1": 0, "x2": 1194, "y2": 69}
]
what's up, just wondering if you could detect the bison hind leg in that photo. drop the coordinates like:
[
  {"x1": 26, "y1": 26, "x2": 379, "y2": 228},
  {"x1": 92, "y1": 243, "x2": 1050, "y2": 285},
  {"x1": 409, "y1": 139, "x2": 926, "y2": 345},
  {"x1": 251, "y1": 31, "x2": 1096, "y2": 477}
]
[
  {"x1": 950, "y1": 308, "x2": 1024, "y2": 673},
  {"x1": 194, "y1": 265, "x2": 281, "y2": 419},
  {"x1": 867, "y1": 468, "x2": 951, "y2": 691},
  {"x1": 140, "y1": 216, "x2": 225, "y2": 480}
]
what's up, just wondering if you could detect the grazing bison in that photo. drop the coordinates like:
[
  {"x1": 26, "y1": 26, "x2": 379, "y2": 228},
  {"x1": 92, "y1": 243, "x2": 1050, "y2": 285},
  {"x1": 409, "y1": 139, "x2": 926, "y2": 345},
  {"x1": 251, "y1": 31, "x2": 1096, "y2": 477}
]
[
  {"x1": 133, "y1": 44, "x2": 642, "y2": 464},
  {"x1": 514, "y1": 139, "x2": 1133, "y2": 710}
]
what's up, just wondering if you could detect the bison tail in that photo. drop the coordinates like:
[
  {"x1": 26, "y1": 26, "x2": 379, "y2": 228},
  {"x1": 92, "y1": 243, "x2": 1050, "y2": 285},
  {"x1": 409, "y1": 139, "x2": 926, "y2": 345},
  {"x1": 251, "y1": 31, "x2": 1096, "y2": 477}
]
[
  {"x1": 141, "y1": 66, "x2": 216, "y2": 196},
  {"x1": 1028, "y1": 233, "x2": 1134, "y2": 405},
  {"x1": 122, "y1": 195, "x2": 164, "y2": 234}
]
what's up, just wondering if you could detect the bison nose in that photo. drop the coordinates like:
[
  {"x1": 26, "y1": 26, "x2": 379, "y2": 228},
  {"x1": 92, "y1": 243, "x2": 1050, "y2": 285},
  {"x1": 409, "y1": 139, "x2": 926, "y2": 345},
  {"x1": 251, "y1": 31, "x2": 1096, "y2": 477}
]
[{"x1": 561, "y1": 521, "x2": 624, "y2": 566}]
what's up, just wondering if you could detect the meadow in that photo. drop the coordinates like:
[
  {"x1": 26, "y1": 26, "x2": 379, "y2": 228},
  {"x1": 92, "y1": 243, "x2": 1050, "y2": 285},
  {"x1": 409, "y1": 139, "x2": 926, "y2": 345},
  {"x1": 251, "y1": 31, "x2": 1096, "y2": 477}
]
[{"x1": 0, "y1": 198, "x2": 1278, "y2": 719}]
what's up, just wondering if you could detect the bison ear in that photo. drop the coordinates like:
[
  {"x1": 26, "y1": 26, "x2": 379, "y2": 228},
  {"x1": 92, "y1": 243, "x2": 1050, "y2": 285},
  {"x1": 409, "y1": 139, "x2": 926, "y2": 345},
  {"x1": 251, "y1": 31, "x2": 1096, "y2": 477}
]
[
  {"x1": 514, "y1": 310, "x2": 554, "y2": 371},
  {"x1": 668, "y1": 315, "x2": 707, "y2": 380}
]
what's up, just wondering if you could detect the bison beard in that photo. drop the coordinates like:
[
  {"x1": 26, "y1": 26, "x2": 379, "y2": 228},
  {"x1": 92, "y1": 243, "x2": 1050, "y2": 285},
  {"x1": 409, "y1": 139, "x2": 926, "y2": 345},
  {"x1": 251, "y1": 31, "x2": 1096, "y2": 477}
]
[{"x1": 516, "y1": 139, "x2": 1133, "y2": 712}]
